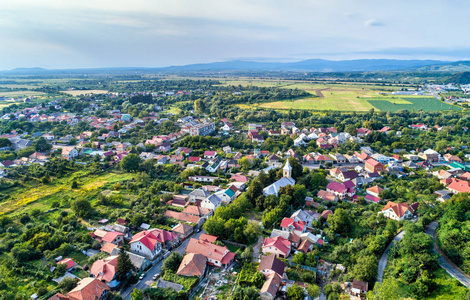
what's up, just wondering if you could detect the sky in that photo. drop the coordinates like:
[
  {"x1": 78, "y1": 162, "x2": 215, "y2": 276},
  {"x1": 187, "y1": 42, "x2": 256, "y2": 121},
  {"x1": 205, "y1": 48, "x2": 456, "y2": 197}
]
[{"x1": 1, "y1": 0, "x2": 470, "y2": 69}]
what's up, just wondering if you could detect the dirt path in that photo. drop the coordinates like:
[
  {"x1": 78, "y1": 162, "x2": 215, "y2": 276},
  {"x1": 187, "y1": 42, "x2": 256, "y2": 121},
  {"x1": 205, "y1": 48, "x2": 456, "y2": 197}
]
[
  {"x1": 314, "y1": 88, "x2": 330, "y2": 97},
  {"x1": 252, "y1": 235, "x2": 264, "y2": 262}
]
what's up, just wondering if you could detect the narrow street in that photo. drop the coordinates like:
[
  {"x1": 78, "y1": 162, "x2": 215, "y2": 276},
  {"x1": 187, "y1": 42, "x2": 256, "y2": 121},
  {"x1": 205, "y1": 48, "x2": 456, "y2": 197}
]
[
  {"x1": 121, "y1": 230, "x2": 205, "y2": 299},
  {"x1": 425, "y1": 221, "x2": 470, "y2": 288},
  {"x1": 377, "y1": 230, "x2": 404, "y2": 282}
]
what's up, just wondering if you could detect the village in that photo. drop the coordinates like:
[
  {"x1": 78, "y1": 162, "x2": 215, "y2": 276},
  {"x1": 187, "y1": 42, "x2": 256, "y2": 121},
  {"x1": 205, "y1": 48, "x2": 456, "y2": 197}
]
[{"x1": 2, "y1": 87, "x2": 470, "y2": 300}]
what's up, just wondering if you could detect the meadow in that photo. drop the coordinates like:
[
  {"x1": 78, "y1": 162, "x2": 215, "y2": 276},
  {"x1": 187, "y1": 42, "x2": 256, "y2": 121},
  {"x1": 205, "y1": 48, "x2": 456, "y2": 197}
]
[
  {"x1": 219, "y1": 79, "x2": 460, "y2": 112},
  {"x1": 61, "y1": 89, "x2": 109, "y2": 96}
]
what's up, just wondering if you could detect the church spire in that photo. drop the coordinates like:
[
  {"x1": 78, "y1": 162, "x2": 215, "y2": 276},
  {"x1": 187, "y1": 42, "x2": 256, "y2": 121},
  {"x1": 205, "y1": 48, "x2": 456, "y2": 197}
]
[{"x1": 283, "y1": 159, "x2": 292, "y2": 178}]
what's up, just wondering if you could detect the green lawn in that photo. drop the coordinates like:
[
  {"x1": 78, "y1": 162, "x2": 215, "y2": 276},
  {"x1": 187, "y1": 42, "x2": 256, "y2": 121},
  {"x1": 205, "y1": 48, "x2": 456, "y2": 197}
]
[{"x1": 367, "y1": 97, "x2": 462, "y2": 112}]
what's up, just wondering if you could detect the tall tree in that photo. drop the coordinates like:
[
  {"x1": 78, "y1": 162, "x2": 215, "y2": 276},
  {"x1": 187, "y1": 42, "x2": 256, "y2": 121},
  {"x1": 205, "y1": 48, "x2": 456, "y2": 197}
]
[{"x1": 116, "y1": 248, "x2": 134, "y2": 281}]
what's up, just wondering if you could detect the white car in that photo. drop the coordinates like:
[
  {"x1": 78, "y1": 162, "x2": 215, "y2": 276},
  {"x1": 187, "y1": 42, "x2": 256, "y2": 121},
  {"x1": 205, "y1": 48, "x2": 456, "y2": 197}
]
[{"x1": 139, "y1": 273, "x2": 145, "y2": 280}]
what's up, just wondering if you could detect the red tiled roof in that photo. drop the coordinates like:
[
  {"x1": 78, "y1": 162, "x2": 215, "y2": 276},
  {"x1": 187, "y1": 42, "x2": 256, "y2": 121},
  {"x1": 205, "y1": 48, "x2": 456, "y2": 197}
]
[
  {"x1": 130, "y1": 228, "x2": 177, "y2": 251},
  {"x1": 381, "y1": 201, "x2": 411, "y2": 218},
  {"x1": 67, "y1": 278, "x2": 109, "y2": 300},
  {"x1": 280, "y1": 218, "x2": 305, "y2": 231},
  {"x1": 185, "y1": 238, "x2": 234, "y2": 265},
  {"x1": 262, "y1": 236, "x2": 291, "y2": 255},
  {"x1": 90, "y1": 256, "x2": 118, "y2": 283},
  {"x1": 177, "y1": 253, "x2": 207, "y2": 277},
  {"x1": 57, "y1": 258, "x2": 76, "y2": 270}
]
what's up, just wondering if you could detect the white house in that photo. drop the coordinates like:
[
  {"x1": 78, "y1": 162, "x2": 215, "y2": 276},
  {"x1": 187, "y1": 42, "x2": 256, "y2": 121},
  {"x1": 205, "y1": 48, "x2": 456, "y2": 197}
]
[
  {"x1": 201, "y1": 194, "x2": 222, "y2": 211},
  {"x1": 129, "y1": 229, "x2": 177, "y2": 260},
  {"x1": 379, "y1": 201, "x2": 413, "y2": 221}
]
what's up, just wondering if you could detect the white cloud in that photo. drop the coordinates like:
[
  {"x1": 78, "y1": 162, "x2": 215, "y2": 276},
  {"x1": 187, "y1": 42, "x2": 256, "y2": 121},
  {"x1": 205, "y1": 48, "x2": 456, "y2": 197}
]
[{"x1": 364, "y1": 19, "x2": 384, "y2": 27}]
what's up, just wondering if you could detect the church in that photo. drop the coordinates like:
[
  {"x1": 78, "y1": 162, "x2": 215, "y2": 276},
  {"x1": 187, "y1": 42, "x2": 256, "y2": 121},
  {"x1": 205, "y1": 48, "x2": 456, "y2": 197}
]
[{"x1": 262, "y1": 159, "x2": 296, "y2": 196}]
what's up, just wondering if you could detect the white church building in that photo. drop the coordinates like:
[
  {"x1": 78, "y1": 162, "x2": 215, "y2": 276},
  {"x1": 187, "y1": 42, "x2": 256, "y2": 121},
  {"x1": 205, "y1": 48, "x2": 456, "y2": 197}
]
[{"x1": 263, "y1": 159, "x2": 296, "y2": 196}]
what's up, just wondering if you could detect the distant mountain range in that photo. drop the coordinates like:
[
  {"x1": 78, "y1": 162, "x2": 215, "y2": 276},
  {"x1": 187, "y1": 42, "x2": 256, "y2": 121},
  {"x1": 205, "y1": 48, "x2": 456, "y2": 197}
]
[{"x1": 2, "y1": 59, "x2": 470, "y2": 74}]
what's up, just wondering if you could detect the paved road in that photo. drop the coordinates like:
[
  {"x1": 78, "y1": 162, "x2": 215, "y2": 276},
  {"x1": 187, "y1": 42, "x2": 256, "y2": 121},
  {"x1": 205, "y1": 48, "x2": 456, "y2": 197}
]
[
  {"x1": 425, "y1": 221, "x2": 470, "y2": 288},
  {"x1": 377, "y1": 231, "x2": 405, "y2": 283},
  {"x1": 121, "y1": 230, "x2": 205, "y2": 299}
]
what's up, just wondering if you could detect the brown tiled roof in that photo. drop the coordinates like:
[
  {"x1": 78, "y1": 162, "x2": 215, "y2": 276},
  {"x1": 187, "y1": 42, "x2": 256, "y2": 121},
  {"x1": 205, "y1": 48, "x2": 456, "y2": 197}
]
[
  {"x1": 381, "y1": 201, "x2": 411, "y2": 218},
  {"x1": 258, "y1": 254, "x2": 285, "y2": 277},
  {"x1": 100, "y1": 242, "x2": 118, "y2": 254},
  {"x1": 165, "y1": 210, "x2": 200, "y2": 224},
  {"x1": 177, "y1": 253, "x2": 207, "y2": 277},
  {"x1": 67, "y1": 278, "x2": 109, "y2": 300},
  {"x1": 172, "y1": 223, "x2": 194, "y2": 236},
  {"x1": 297, "y1": 239, "x2": 311, "y2": 253},
  {"x1": 352, "y1": 279, "x2": 368, "y2": 292},
  {"x1": 199, "y1": 233, "x2": 218, "y2": 243},
  {"x1": 260, "y1": 273, "x2": 282, "y2": 297}
]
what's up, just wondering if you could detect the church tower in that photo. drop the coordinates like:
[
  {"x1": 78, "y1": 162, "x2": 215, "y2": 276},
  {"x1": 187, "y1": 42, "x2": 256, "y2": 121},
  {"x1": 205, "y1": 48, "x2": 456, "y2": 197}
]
[{"x1": 283, "y1": 159, "x2": 292, "y2": 178}]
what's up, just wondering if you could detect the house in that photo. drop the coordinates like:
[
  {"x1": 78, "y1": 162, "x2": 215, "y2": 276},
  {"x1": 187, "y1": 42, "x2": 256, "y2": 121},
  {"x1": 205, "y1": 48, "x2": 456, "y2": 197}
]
[
  {"x1": 185, "y1": 238, "x2": 235, "y2": 268},
  {"x1": 326, "y1": 181, "x2": 355, "y2": 199},
  {"x1": 203, "y1": 151, "x2": 217, "y2": 159},
  {"x1": 447, "y1": 179, "x2": 470, "y2": 194},
  {"x1": 177, "y1": 253, "x2": 207, "y2": 278},
  {"x1": 164, "y1": 210, "x2": 202, "y2": 226},
  {"x1": 280, "y1": 217, "x2": 306, "y2": 235},
  {"x1": 100, "y1": 242, "x2": 118, "y2": 255},
  {"x1": 260, "y1": 273, "x2": 282, "y2": 300},
  {"x1": 61, "y1": 146, "x2": 79, "y2": 160},
  {"x1": 201, "y1": 194, "x2": 222, "y2": 211},
  {"x1": 91, "y1": 230, "x2": 125, "y2": 245},
  {"x1": 262, "y1": 236, "x2": 291, "y2": 258},
  {"x1": 48, "y1": 278, "x2": 109, "y2": 300},
  {"x1": 182, "y1": 205, "x2": 211, "y2": 218},
  {"x1": 366, "y1": 185, "x2": 384, "y2": 198},
  {"x1": 317, "y1": 190, "x2": 338, "y2": 202},
  {"x1": 337, "y1": 170, "x2": 358, "y2": 182},
  {"x1": 172, "y1": 223, "x2": 194, "y2": 240},
  {"x1": 263, "y1": 160, "x2": 296, "y2": 196},
  {"x1": 258, "y1": 254, "x2": 285, "y2": 277},
  {"x1": 351, "y1": 279, "x2": 368, "y2": 296},
  {"x1": 90, "y1": 256, "x2": 119, "y2": 288},
  {"x1": 364, "y1": 158, "x2": 384, "y2": 173},
  {"x1": 402, "y1": 161, "x2": 418, "y2": 169},
  {"x1": 129, "y1": 229, "x2": 177, "y2": 260},
  {"x1": 419, "y1": 149, "x2": 439, "y2": 163},
  {"x1": 110, "y1": 248, "x2": 151, "y2": 272},
  {"x1": 297, "y1": 239, "x2": 312, "y2": 254},
  {"x1": 444, "y1": 153, "x2": 463, "y2": 163},
  {"x1": 434, "y1": 190, "x2": 453, "y2": 202},
  {"x1": 189, "y1": 188, "x2": 211, "y2": 202},
  {"x1": 156, "y1": 279, "x2": 184, "y2": 293},
  {"x1": 379, "y1": 201, "x2": 413, "y2": 221},
  {"x1": 321, "y1": 210, "x2": 333, "y2": 220},
  {"x1": 57, "y1": 258, "x2": 76, "y2": 271},
  {"x1": 290, "y1": 209, "x2": 316, "y2": 227}
]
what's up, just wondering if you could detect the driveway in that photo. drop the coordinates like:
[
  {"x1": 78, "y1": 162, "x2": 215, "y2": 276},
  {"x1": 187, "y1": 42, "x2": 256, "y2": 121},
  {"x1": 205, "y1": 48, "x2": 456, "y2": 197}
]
[
  {"x1": 252, "y1": 235, "x2": 264, "y2": 262},
  {"x1": 377, "y1": 230, "x2": 405, "y2": 282},
  {"x1": 425, "y1": 221, "x2": 470, "y2": 288},
  {"x1": 121, "y1": 230, "x2": 205, "y2": 299}
]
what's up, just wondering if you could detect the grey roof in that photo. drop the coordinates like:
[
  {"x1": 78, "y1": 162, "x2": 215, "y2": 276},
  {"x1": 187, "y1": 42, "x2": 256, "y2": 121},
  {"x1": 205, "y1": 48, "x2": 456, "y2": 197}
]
[
  {"x1": 263, "y1": 177, "x2": 295, "y2": 196},
  {"x1": 110, "y1": 249, "x2": 148, "y2": 269},
  {"x1": 189, "y1": 188, "x2": 211, "y2": 198},
  {"x1": 270, "y1": 229, "x2": 290, "y2": 240},
  {"x1": 156, "y1": 279, "x2": 184, "y2": 292}
]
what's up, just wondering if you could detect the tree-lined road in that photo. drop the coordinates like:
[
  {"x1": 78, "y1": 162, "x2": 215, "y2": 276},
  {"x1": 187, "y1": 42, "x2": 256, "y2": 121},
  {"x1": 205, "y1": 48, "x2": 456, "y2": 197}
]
[
  {"x1": 425, "y1": 221, "x2": 470, "y2": 288},
  {"x1": 377, "y1": 231, "x2": 404, "y2": 283}
]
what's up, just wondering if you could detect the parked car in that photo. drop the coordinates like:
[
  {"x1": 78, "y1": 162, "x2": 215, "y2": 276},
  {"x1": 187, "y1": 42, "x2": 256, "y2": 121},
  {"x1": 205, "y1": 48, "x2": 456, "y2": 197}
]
[
  {"x1": 139, "y1": 273, "x2": 146, "y2": 280},
  {"x1": 153, "y1": 273, "x2": 160, "y2": 281}
]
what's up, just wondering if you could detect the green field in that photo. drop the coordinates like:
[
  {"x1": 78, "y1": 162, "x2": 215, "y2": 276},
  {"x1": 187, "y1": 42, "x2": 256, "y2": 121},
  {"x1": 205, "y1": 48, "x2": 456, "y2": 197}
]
[
  {"x1": 221, "y1": 80, "x2": 462, "y2": 112},
  {"x1": 367, "y1": 97, "x2": 462, "y2": 112},
  {"x1": 0, "y1": 91, "x2": 46, "y2": 97}
]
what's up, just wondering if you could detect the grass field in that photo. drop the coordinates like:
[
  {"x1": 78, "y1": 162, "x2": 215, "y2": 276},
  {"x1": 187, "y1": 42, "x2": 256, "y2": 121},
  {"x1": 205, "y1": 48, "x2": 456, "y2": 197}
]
[
  {"x1": 0, "y1": 91, "x2": 46, "y2": 97},
  {"x1": 224, "y1": 80, "x2": 463, "y2": 112},
  {"x1": 61, "y1": 89, "x2": 109, "y2": 96},
  {"x1": 0, "y1": 170, "x2": 134, "y2": 216}
]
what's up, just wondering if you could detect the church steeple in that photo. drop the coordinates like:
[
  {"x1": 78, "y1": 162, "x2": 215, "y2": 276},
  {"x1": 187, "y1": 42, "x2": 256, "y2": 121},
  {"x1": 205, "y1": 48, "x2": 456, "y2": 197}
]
[{"x1": 283, "y1": 159, "x2": 292, "y2": 178}]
